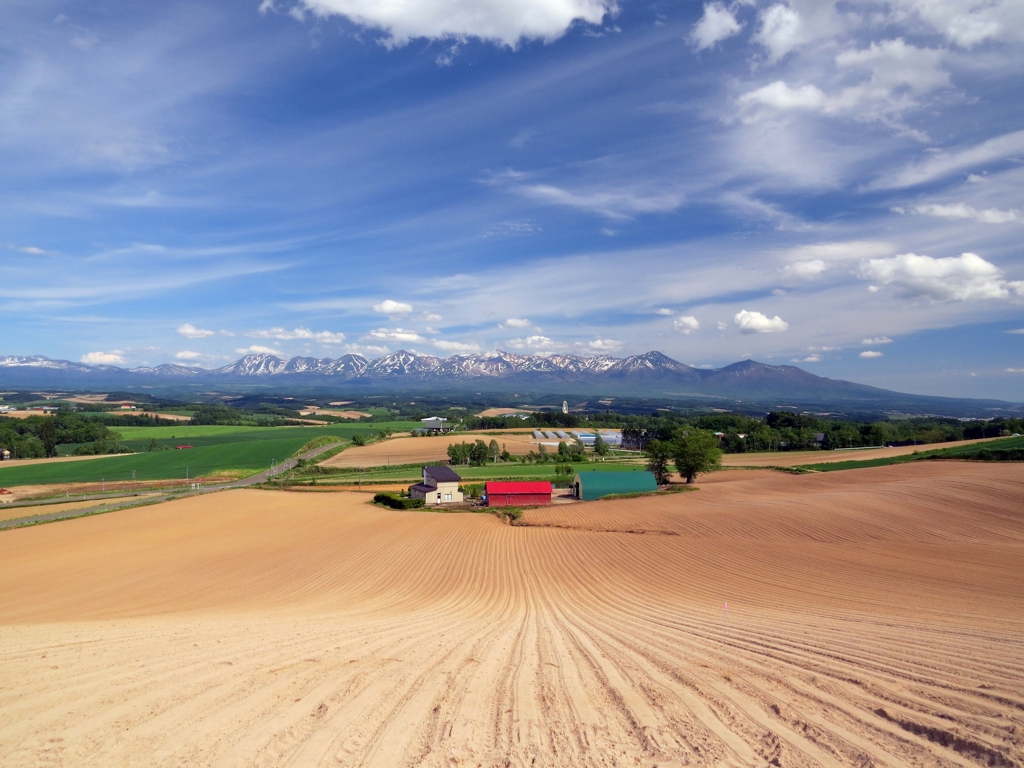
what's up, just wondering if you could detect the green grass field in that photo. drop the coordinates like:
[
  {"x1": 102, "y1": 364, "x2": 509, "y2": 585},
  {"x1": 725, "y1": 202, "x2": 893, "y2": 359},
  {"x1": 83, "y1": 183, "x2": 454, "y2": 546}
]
[
  {"x1": 798, "y1": 435, "x2": 1024, "y2": 472},
  {"x1": 2, "y1": 421, "x2": 421, "y2": 486}
]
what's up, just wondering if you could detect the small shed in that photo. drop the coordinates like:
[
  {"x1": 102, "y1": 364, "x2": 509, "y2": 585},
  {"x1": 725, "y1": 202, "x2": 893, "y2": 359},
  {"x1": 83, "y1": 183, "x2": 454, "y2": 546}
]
[
  {"x1": 572, "y1": 471, "x2": 658, "y2": 500},
  {"x1": 485, "y1": 481, "x2": 552, "y2": 507}
]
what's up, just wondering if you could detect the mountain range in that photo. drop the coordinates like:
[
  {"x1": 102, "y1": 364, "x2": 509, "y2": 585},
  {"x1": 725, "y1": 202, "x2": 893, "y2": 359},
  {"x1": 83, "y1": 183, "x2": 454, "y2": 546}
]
[{"x1": 1, "y1": 351, "x2": 1019, "y2": 416}]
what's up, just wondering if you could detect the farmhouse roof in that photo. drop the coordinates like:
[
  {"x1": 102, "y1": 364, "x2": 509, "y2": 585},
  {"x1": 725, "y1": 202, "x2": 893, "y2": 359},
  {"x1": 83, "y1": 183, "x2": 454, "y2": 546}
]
[
  {"x1": 424, "y1": 465, "x2": 461, "y2": 482},
  {"x1": 485, "y1": 481, "x2": 552, "y2": 495}
]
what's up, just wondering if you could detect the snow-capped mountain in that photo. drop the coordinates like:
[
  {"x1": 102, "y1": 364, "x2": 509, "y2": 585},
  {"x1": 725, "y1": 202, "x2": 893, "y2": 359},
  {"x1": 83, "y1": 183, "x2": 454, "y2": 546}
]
[{"x1": 0, "y1": 351, "x2": 1018, "y2": 414}]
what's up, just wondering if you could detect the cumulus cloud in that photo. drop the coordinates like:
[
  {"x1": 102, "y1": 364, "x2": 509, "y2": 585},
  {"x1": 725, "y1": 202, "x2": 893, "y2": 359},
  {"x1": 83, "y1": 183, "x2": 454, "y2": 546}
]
[
  {"x1": 587, "y1": 338, "x2": 622, "y2": 352},
  {"x1": 345, "y1": 343, "x2": 391, "y2": 356},
  {"x1": 366, "y1": 327, "x2": 425, "y2": 343},
  {"x1": 690, "y1": 3, "x2": 742, "y2": 50},
  {"x1": 734, "y1": 309, "x2": 789, "y2": 333},
  {"x1": 858, "y1": 252, "x2": 1024, "y2": 301},
  {"x1": 793, "y1": 354, "x2": 821, "y2": 362},
  {"x1": 902, "y1": 203, "x2": 1019, "y2": 224},
  {"x1": 177, "y1": 322, "x2": 215, "y2": 339},
  {"x1": 415, "y1": 312, "x2": 443, "y2": 322},
  {"x1": 892, "y1": 0, "x2": 1024, "y2": 47},
  {"x1": 862, "y1": 336, "x2": 893, "y2": 345},
  {"x1": 175, "y1": 350, "x2": 202, "y2": 360},
  {"x1": 431, "y1": 339, "x2": 480, "y2": 353},
  {"x1": 235, "y1": 345, "x2": 281, "y2": 355},
  {"x1": 287, "y1": 0, "x2": 615, "y2": 47},
  {"x1": 503, "y1": 317, "x2": 532, "y2": 327},
  {"x1": 782, "y1": 258, "x2": 827, "y2": 279},
  {"x1": 860, "y1": 350, "x2": 884, "y2": 358},
  {"x1": 740, "y1": 39, "x2": 948, "y2": 127},
  {"x1": 373, "y1": 299, "x2": 413, "y2": 315},
  {"x1": 81, "y1": 350, "x2": 125, "y2": 365},
  {"x1": 506, "y1": 335, "x2": 557, "y2": 351},
  {"x1": 247, "y1": 327, "x2": 346, "y2": 344},
  {"x1": 654, "y1": 308, "x2": 675, "y2": 316},
  {"x1": 673, "y1": 315, "x2": 700, "y2": 334},
  {"x1": 753, "y1": 3, "x2": 803, "y2": 62}
]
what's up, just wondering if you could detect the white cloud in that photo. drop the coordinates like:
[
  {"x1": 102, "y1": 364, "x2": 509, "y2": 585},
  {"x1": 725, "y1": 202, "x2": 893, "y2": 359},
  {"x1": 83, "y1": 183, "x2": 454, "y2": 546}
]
[
  {"x1": 862, "y1": 336, "x2": 893, "y2": 345},
  {"x1": 835, "y1": 39, "x2": 949, "y2": 95},
  {"x1": 415, "y1": 312, "x2": 443, "y2": 322},
  {"x1": 508, "y1": 180, "x2": 684, "y2": 220},
  {"x1": 754, "y1": 4, "x2": 803, "y2": 62},
  {"x1": 587, "y1": 338, "x2": 622, "y2": 352},
  {"x1": 235, "y1": 345, "x2": 280, "y2": 355},
  {"x1": 716, "y1": 320, "x2": 728, "y2": 331},
  {"x1": 345, "y1": 343, "x2": 391, "y2": 357},
  {"x1": 431, "y1": 339, "x2": 480, "y2": 353},
  {"x1": 906, "y1": 203, "x2": 1019, "y2": 224},
  {"x1": 175, "y1": 350, "x2": 202, "y2": 360},
  {"x1": 673, "y1": 315, "x2": 700, "y2": 334},
  {"x1": 793, "y1": 354, "x2": 821, "y2": 362},
  {"x1": 1007, "y1": 328, "x2": 1024, "y2": 335},
  {"x1": 1006, "y1": 368, "x2": 1024, "y2": 373},
  {"x1": 19, "y1": 246, "x2": 47, "y2": 255},
  {"x1": 506, "y1": 335, "x2": 557, "y2": 351},
  {"x1": 740, "y1": 40, "x2": 948, "y2": 127},
  {"x1": 859, "y1": 350, "x2": 884, "y2": 358},
  {"x1": 373, "y1": 299, "x2": 413, "y2": 315},
  {"x1": 366, "y1": 327, "x2": 425, "y2": 343},
  {"x1": 177, "y1": 322, "x2": 215, "y2": 339},
  {"x1": 247, "y1": 327, "x2": 346, "y2": 344},
  {"x1": 734, "y1": 309, "x2": 789, "y2": 334},
  {"x1": 291, "y1": 0, "x2": 615, "y2": 47},
  {"x1": 782, "y1": 258, "x2": 828, "y2": 279},
  {"x1": 858, "y1": 252, "x2": 1024, "y2": 301},
  {"x1": 654, "y1": 308, "x2": 675, "y2": 316},
  {"x1": 81, "y1": 350, "x2": 125, "y2": 365},
  {"x1": 691, "y1": 3, "x2": 742, "y2": 50},
  {"x1": 870, "y1": 130, "x2": 1024, "y2": 190},
  {"x1": 503, "y1": 317, "x2": 532, "y2": 327},
  {"x1": 891, "y1": 0, "x2": 1024, "y2": 47}
]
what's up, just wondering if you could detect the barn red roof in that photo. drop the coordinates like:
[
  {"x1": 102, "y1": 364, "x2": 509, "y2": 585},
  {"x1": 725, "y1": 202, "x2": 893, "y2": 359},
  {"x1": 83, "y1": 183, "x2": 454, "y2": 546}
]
[{"x1": 485, "y1": 481, "x2": 552, "y2": 495}]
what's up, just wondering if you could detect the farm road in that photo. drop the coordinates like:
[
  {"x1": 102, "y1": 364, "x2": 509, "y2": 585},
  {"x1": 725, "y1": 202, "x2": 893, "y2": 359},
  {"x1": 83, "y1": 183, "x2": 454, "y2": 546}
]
[{"x1": 0, "y1": 440, "x2": 344, "y2": 530}]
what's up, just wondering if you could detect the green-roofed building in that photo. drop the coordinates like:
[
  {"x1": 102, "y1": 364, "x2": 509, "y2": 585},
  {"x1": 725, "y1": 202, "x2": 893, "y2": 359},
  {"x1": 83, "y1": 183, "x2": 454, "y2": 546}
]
[{"x1": 572, "y1": 470, "x2": 659, "y2": 500}]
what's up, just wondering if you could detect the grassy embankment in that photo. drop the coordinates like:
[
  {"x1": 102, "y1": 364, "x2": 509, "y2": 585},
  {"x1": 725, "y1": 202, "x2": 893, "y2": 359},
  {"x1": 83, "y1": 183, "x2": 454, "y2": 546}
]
[
  {"x1": 0, "y1": 422, "x2": 419, "y2": 486},
  {"x1": 796, "y1": 435, "x2": 1024, "y2": 472}
]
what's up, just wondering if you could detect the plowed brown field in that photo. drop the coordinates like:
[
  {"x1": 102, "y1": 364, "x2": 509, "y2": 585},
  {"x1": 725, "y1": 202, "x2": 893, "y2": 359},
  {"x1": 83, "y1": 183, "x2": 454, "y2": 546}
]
[
  {"x1": 1, "y1": 462, "x2": 1022, "y2": 767},
  {"x1": 321, "y1": 432, "x2": 541, "y2": 467}
]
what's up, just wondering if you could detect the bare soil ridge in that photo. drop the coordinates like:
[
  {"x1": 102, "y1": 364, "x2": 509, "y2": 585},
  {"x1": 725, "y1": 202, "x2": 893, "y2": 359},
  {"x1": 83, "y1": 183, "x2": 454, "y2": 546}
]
[{"x1": 0, "y1": 462, "x2": 1022, "y2": 766}]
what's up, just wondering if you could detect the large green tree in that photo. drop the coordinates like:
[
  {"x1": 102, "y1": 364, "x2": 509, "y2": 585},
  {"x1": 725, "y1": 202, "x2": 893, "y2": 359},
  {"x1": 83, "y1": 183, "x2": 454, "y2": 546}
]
[
  {"x1": 671, "y1": 429, "x2": 722, "y2": 484},
  {"x1": 644, "y1": 439, "x2": 673, "y2": 485}
]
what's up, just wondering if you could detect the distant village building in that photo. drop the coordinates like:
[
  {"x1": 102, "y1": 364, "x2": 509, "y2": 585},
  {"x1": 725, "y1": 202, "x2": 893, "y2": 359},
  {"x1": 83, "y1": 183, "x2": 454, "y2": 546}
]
[
  {"x1": 572, "y1": 471, "x2": 658, "y2": 501},
  {"x1": 409, "y1": 466, "x2": 464, "y2": 505},
  {"x1": 420, "y1": 417, "x2": 452, "y2": 433},
  {"x1": 485, "y1": 481, "x2": 552, "y2": 507}
]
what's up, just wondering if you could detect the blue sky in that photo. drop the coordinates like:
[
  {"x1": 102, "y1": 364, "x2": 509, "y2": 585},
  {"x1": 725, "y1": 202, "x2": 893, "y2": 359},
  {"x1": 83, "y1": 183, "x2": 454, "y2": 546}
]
[{"x1": 1, "y1": 0, "x2": 1023, "y2": 399}]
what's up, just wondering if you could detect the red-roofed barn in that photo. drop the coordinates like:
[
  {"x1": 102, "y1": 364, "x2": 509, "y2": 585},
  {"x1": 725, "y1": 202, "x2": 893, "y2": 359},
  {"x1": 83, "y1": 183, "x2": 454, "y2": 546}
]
[{"x1": 485, "y1": 481, "x2": 552, "y2": 507}]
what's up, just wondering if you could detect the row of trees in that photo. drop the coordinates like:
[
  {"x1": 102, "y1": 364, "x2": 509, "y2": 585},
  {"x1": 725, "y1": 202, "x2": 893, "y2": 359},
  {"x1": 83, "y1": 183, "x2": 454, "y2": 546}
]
[
  {"x1": 0, "y1": 408, "x2": 126, "y2": 459},
  {"x1": 447, "y1": 439, "x2": 511, "y2": 466},
  {"x1": 621, "y1": 412, "x2": 1020, "y2": 454}
]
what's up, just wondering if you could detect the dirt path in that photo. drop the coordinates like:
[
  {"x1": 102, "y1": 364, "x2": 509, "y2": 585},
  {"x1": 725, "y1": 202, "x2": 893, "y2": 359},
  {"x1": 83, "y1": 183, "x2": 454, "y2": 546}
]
[{"x1": 0, "y1": 462, "x2": 1022, "y2": 766}]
